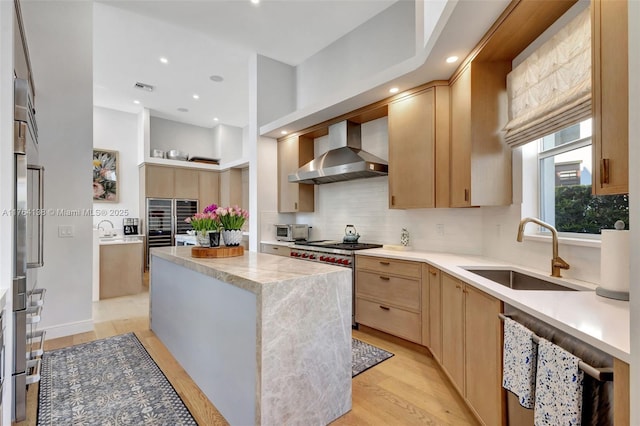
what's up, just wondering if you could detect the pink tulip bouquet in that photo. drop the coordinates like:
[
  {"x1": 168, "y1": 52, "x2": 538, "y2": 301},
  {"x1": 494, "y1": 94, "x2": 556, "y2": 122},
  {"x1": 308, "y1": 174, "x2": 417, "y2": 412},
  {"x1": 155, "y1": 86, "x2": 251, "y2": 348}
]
[
  {"x1": 216, "y1": 205, "x2": 249, "y2": 230},
  {"x1": 185, "y1": 204, "x2": 222, "y2": 231}
]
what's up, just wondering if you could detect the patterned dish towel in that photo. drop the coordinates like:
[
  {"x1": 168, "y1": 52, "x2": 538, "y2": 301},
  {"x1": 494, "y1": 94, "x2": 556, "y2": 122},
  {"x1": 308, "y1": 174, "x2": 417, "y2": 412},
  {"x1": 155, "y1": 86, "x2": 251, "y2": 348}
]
[
  {"x1": 534, "y1": 338, "x2": 584, "y2": 426},
  {"x1": 502, "y1": 317, "x2": 537, "y2": 408}
]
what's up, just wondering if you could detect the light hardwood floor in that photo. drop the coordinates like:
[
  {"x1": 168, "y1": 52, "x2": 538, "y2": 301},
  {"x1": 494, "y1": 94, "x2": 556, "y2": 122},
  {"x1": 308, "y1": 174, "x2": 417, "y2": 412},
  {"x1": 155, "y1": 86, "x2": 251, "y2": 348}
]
[{"x1": 18, "y1": 293, "x2": 478, "y2": 425}]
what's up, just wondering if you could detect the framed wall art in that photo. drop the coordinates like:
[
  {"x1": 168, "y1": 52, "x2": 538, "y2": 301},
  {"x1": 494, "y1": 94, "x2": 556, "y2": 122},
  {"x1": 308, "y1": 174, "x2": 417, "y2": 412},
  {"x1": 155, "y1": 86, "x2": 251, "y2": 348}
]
[{"x1": 93, "y1": 148, "x2": 119, "y2": 202}]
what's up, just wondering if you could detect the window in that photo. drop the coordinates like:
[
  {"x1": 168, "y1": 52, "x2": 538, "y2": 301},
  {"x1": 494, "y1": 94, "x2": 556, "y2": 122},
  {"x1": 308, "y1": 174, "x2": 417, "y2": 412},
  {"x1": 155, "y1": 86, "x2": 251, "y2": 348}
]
[{"x1": 537, "y1": 119, "x2": 629, "y2": 235}]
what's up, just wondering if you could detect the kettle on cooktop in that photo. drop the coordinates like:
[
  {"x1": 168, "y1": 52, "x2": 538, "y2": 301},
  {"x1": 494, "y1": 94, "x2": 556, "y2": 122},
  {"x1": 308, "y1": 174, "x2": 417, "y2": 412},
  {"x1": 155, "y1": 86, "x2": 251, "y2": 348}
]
[{"x1": 342, "y1": 224, "x2": 360, "y2": 243}]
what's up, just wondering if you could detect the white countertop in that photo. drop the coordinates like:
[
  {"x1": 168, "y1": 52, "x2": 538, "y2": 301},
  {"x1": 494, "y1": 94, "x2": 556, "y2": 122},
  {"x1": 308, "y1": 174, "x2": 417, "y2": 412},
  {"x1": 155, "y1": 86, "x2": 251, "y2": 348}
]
[
  {"x1": 99, "y1": 236, "x2": 144, "y2": 245},
  {"x1": 357, "y1": 248, "x2": 630, "y2": 362}
]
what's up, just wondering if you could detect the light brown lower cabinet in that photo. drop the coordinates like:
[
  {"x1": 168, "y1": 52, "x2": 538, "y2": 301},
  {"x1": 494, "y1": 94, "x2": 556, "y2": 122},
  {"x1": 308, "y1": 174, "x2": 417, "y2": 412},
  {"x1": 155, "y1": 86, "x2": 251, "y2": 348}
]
[
  {"x1": 100, "y1": 242, "x2": 143, "y2": 299},
  {"x1": 440, "y1": 272, "x2": 504, "y2": 426},
  {"x1": 425, "y1": 264, "x2": 442, "y2": 362},
  {"x1": 614, "y1": 358, "x2": 630, "y2": 425},
  {"x1": 355, "y1": 256, "x2": 422, "y2": 344}
]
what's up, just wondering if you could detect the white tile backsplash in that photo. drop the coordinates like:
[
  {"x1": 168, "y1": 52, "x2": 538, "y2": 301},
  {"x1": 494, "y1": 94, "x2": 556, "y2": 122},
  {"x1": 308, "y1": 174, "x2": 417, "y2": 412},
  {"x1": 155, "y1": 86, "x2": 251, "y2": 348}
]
[{"x1": 296, "y1": 176, "x2": 483, "y2": 254}]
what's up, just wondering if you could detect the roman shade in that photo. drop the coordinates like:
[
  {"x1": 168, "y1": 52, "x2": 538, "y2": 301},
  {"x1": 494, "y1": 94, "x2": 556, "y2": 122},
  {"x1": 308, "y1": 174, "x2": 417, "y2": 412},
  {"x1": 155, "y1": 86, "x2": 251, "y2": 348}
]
[{"x1": 504, "y1": 8, "x2": 591, "y2": 148}]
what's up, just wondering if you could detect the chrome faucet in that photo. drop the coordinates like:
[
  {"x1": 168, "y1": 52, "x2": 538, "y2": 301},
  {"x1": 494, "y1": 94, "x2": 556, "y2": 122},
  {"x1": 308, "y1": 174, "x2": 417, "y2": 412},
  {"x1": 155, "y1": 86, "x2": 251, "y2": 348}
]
[
  {"x1": 516, "y1": 217, "x2": 570, "y2": 278},
  {"x1": 97, "y1": 219, "x2": 115, "y2": 235}
]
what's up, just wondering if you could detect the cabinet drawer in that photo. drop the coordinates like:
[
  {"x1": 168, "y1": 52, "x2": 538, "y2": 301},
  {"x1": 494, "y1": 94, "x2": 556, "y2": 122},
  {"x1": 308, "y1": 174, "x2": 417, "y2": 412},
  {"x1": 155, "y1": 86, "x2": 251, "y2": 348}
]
[
  {"x1": 356, "y1": 270, "x2": 420, "y2": 311},
  {"x1": 261, "y1": 244, "x2": 291, "y2": 257},
  {"x1": 356, "y1": 298, "x2": 421, "y2": 343},
  {"x1": 356, "y1": 256, "x2": 421, "y2": 278}
]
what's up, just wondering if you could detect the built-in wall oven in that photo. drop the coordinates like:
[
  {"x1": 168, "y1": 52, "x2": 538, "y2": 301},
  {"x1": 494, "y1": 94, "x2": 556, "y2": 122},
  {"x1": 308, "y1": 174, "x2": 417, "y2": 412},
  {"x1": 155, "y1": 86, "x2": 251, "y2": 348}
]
[
  {"x1": 13, "y1": 77, "x2": 41, "y2": 421},
  {"x1": 289, "y1": 241, "x2": 382, "y2": 327}
]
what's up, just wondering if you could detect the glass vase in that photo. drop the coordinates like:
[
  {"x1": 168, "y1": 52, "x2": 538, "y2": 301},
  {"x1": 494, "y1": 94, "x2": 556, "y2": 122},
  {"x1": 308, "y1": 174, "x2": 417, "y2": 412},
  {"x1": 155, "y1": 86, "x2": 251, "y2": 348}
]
[
  {"x1": 222, "y1": 229, "x2": 243, "y2": 246},
  {"x1": 196, "y1": 230, "x2": 210, "y2": 247}
]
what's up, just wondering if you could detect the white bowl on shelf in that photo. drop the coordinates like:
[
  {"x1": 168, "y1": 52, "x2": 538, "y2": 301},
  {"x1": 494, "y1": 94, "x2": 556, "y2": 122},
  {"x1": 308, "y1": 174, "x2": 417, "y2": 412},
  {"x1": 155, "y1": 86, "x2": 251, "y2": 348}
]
[{"x1": 167, "y1": 149, "x2": 188, "y2": 161}]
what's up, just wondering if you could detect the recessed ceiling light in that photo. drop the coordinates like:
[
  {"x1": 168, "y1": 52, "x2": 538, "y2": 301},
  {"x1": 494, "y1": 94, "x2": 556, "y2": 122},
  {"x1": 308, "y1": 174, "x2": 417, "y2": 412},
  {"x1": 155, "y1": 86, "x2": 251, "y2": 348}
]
[
  {"x1": 177, "y1": 107, "x2": 189, "y2": 112},
  {"x1": 281, "y1": 130, "x2": 288, "y2": 135},
  {"x1": 213, "y1": 117, "x2": 219, "y2": 121},
  {"x1": 209, "y1": 75, "x2": 224, "y2": 82},
  {"x1": 193, "y1": 94, "x2": 200, "y2": 100},
  {"x1": 251, "y1": 0, "x2": 260, "y2": 4},
  {"x1": 160, "y1": 57, "x2": 169, "y2": 64},
  {"x1": 446, "y1": 56, "x2": 459, "y2": 63},
  {"x1": 133, "y1": 100, "x2": 140, "y2": 104},
  {"x1": 389, "y1": 87, "x2": 399, "y2": 94}
]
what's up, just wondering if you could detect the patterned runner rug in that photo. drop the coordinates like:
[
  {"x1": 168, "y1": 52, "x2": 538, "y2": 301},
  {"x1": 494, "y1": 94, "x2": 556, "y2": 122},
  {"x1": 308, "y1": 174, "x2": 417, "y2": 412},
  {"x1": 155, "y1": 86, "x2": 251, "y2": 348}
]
[
  {"x1": 352, "y1": 338, "x2": 394, "y2": 377},
  {"x1": 37, "y1": 333, "x2": 196, "y2": 425}
]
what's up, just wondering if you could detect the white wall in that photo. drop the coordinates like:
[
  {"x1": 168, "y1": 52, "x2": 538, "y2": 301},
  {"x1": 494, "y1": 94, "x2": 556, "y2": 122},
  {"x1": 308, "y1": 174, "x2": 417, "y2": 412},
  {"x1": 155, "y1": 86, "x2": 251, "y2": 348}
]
[
  {"x1": 93, "y1": 106, "x2": 140, "y2": 229},
  {"x1": 21, "y1": 1, "x2": 94, "y2": 337},
  {"x1": 150, "y1": 116, "x2": 217, "y2": 159},
  {"x1": 214, "y1": 123, "x2": 243, "y2": 163},
  {"x1": 296, "y1": 1, "x2": 414, "y2": 109}
]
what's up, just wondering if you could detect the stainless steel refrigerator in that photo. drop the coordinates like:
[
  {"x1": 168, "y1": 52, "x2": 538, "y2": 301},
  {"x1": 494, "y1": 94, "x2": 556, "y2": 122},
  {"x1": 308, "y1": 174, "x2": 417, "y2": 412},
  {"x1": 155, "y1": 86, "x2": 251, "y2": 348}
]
[
  {"x1": 13, "y1": 77, "x2": 43, "y2": 421},
  {"x1": 145, "y1": 198, "x2": 198, "y2": 267}
]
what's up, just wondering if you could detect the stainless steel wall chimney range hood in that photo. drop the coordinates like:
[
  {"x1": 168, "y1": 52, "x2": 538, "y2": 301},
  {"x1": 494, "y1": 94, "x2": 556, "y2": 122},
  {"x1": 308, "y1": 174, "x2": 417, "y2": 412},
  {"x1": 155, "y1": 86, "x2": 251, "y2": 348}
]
[{"x1": 288, "y1": 120, "x2": 388, "y2": 185}]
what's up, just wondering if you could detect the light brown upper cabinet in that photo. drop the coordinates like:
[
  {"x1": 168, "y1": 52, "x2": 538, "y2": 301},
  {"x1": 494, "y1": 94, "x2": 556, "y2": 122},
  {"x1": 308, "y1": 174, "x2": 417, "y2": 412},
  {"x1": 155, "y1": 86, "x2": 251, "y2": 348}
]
[
  {"x1": 388, "y1": 84, "x2": 450, "y2": 209},
  {"x1": 142, "y1": 164, "x2": 175, "y2": 199},
  {"x1": 592, "y1": 0, "x2": 628, "y2": 195},
  {"x1": 198, "y1": 170, "x2": 220, "y2": 209},
  {"x1": 219, "y1": 168, "x2": 243, "y2": 207},
  {"x1": 450, "y1": 62, "x2": 512, "y2": 207},
  {"x1": 277, "y1": 135, "x2": 314, "y2": 213},
  {"x1": 174, "y1": 168, "x2": 199, "y2": 200}
]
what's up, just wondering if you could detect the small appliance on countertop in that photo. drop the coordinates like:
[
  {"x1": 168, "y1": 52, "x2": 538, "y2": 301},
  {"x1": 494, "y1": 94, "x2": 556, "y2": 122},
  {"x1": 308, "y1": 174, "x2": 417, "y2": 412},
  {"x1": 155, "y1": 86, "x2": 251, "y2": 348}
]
[
  {"x1": 275, "y1": 224, "x2": 310, "y2": 242},
  {"x1": 123, "y1": 218, "x2": 139, "y2": 235}
]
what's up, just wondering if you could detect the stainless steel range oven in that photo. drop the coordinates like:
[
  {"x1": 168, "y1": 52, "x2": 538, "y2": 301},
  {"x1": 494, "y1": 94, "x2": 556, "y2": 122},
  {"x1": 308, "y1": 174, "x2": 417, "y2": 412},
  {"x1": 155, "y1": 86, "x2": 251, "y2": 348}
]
[{"x1": 290, "y1": 240, "x2": 382, "y2": 327}]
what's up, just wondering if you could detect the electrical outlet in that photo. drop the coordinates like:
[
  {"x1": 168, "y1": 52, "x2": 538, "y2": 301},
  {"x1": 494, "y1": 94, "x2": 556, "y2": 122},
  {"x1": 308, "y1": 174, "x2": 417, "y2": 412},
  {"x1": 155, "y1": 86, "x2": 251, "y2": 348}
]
[
  {"x1": 58, "y1": 225, "x2": 74, "y2": 238},
  {"x1": 436, "y1": 224, "x2": 445, "y2": 236}
]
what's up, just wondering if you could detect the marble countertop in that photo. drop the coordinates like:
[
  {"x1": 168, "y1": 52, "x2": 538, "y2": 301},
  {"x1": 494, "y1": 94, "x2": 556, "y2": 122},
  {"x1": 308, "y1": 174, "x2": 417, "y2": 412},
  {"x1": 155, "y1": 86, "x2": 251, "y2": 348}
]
[
  {"x1": 357, "y1": 248, "x2": 630, "y2": 362},
  {"x1": 151, "y1": 246, "x2": 347, "y2": 294},
  {"x1": 260, "y1": 240, "x2": 294, "y2": 247}
]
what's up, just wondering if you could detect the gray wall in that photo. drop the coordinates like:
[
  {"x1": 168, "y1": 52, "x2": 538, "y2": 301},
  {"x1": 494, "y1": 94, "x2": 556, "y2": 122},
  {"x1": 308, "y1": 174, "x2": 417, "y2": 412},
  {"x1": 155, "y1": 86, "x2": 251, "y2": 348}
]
[
  {"x1": 213, "y1": 123, "x2": 243, "y2": 162},
  {"x1": 296, "y1": 1, "x2": 415, "y2": 108},
  {"x1": 257, "y1": 55, "x2": 296, "y2": 127},
  {"x1": 150, "y1": 116, "x2": 217, "y2": 159}
]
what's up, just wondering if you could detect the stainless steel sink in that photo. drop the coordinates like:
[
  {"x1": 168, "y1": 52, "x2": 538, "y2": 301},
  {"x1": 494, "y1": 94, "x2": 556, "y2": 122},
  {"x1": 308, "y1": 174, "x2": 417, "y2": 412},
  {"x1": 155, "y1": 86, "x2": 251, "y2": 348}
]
[{"x1": 464, "y1": 268, "x2": 577, "y2": 291}]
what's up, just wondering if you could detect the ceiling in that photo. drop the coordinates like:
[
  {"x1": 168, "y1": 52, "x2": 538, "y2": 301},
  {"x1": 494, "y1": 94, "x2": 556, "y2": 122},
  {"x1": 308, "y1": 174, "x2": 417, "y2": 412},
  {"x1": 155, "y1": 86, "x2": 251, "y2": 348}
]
[{"x1": 93, "y1": 0, "x2": 397, "y2": 129}]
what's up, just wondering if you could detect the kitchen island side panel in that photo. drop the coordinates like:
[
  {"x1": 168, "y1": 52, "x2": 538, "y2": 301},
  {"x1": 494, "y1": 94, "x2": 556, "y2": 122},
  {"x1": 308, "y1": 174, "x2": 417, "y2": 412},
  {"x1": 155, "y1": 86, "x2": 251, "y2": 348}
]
[
  {"x1": 150, "y1": 256, "x2": 257, "y2": 426},
  {"x1": 260, "y1": 270, "x2": 352, "y2": 425}
]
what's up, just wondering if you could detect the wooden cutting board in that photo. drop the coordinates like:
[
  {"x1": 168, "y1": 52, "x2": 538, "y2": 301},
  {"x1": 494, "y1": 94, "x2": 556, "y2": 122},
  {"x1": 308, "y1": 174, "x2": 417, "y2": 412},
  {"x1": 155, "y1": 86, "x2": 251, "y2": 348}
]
[{"x1": 191, "y1": 246, "x2": 244, "y2": 258}]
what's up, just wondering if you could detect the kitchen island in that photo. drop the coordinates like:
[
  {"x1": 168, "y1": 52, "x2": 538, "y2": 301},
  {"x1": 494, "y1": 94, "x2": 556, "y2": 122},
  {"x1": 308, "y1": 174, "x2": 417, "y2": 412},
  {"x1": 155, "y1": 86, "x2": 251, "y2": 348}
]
[{"x1": 149, "y1": 246, "x2": 352, "y2": 425}]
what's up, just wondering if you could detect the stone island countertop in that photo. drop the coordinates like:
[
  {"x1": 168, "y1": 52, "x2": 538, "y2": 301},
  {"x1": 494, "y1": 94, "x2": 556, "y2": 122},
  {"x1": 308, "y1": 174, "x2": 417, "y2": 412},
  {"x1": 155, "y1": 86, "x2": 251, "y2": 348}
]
[{"x1": 149, "y1": 246, "x2": 352, "y2": 425}]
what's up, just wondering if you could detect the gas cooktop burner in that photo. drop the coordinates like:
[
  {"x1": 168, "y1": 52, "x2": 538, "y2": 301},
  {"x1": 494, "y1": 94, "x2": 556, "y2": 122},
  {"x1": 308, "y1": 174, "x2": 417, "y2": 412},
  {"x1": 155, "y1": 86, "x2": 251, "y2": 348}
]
[{"x1": 298, "y1": 241, "x2": 382, "y2": 250}]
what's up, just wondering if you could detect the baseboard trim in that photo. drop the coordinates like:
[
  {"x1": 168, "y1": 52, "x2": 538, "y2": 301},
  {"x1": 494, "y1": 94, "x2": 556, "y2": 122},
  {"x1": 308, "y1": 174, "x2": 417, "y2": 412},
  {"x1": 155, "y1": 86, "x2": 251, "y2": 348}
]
[{"x1": 40, "y1": 319, "x2": 94, "y2": 339}]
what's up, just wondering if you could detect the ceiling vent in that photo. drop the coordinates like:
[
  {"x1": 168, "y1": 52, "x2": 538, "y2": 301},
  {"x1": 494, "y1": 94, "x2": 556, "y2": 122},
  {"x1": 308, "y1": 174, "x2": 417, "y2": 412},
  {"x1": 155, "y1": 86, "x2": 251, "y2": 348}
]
[{"x1": 134, "y1": 82, "x2": 154, "y2": 92}]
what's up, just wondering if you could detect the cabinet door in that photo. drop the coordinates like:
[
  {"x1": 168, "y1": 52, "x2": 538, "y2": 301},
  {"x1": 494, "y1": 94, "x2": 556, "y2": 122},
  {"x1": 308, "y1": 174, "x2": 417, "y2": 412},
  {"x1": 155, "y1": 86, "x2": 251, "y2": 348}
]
[
  {"x1": 592, "y1": 0, "x2": 628, "y2": 195},
  {"x1": 219, "y1": 169, "x2": 243, "y2": 207},
  {"x1": 174, "y1": 168, "x2": 199, "y2": 200},
  {"x1": 198, "y1": 171, "x2": 219, "y2": 209},
  {"x1": 145, "y1": 165, "x2": 174, "y2": 198},
  {"x1": 277, "y1": 136, "x2": 314, "y2": 213},
  {"x1": 388, "y1": 88, "x2": 435, "y2": 209},
  {"x1": 427, "y1": 265, "x2": 442, "y2": 362},
  {"x1": 464, "y1": 285, "x2": 504, "y2": 426},
  {"x1": 441, "y1": 273, "x2": 465, "y2": 393},
  {"x1": 450, "y1": 67, "x2": 472, "y2": 207}
]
